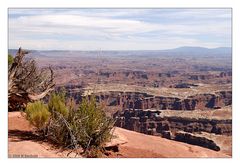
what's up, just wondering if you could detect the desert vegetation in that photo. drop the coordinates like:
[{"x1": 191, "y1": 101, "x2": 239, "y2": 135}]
[
  {"x1": 8, "y1": 48, "x2": 55, "y2": 111},
  {"x1": 25, "y1": 93, "x2": 114, "y2": 157},
  {"x1": 8, "y1": 48, "x2": 115, "y2": 157},
  {"x1": 8, "y1": 54, "x2": 14, "y2": 66},
  {"x1": 8, "y1": 47, "x2": 232, "y2": 157}
]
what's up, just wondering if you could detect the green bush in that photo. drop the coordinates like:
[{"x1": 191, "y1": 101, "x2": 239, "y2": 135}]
[
  {"x1": 25, "y1": 92, "x2": 114, "y2": 157},
  {"x1": 48, "y1": 92, "x2": 68, "y2": 117},
  {"x1": 8, "y1": 54, "x2": 14, "y2": 66},
  {"x1": 73, "y1": 96, "x2": 114, "y2": 156},
  {"x1": 47, "y1": 95, "x2": 114, "y2": 157},
  {"x1": 25, "y1": 101, "x2": 50, "y2": 131}
]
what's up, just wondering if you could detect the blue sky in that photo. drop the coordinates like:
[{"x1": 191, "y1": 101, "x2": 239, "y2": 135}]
[{"x1": 8, "y1": 8, "x2": 231, "y2": 50}]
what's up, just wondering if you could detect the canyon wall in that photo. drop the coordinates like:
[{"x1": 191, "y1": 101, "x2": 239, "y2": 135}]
[
  {"x1": 114, "y1": 109, "x2": 231, "y2": 136},
  {"x1": 94, "y1": 91, "x2": 232, "y2": 111},
  {"x1": 113, "y1": 109, "x2": 231, "y2": 151},
  {"x1": 62, "y1": 87, "x2": 231, "y2": 111}
]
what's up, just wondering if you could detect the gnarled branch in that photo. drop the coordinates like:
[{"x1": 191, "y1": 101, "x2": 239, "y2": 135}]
[{"x1": 8, "y1": 47, "x2": 55, "y2": 111}]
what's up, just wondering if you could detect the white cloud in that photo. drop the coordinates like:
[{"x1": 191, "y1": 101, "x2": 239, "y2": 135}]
[
  {"x1": 9, "y1": 14, "x2": 160, "y2": 35},
  {"x1": 8, "y1": 9, "x2": 231, "y2": 50},
  {"x1": 152, "y1": 9, "x2": 231, "y2": 20}
]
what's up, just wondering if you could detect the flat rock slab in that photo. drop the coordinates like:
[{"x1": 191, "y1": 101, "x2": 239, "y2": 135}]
[{"x1": 111, "y1": 127, "x2": 230, "y2": 158}]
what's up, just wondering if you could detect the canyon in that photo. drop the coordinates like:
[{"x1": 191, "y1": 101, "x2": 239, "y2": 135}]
[
  {"x1": 9, "y1": 47, "x2": 232, "y2": 157},
  {"x1": 113, "y1": 107, "x2": 231, "y2": 154}
]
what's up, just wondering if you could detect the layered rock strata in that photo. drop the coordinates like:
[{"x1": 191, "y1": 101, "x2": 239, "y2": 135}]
[{"x1": 113, "y1": 109, "x2": 231, "y2": 151}]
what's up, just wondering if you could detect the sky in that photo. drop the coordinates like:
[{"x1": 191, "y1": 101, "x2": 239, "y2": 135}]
[{"x1": 8, "y1": 8, "x2": 232, "y2": 50}]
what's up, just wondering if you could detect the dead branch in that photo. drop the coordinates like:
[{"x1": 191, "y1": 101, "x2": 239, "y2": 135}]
[{"x1": 8, "y1": 47, "x2": 55, "y2": 111}]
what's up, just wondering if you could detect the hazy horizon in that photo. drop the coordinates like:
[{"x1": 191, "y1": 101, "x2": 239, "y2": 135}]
[{"x1": 8, "y1": 46, "x2": 231, "y2": 52}]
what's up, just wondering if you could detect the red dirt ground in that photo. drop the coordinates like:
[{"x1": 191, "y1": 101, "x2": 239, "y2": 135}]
[{"x1": 8, "y1": 112, "x2": 229, "y2": 158}]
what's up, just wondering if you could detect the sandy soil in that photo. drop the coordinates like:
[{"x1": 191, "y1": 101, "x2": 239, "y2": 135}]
[
  {"x1": 8, "y1": 112, "x2": 78, "y2": 158},
  {"x1": 8, "y1": 112, "x2": 229, "y2": 158}
]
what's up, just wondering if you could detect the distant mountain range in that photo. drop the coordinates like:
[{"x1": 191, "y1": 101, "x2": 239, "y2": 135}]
[
  {"x1": 160, "y1": 46, "x2": 231, "y2": 55},
  {"x1": 8, "y1": 46, "x2": 232, "y2": 58}
]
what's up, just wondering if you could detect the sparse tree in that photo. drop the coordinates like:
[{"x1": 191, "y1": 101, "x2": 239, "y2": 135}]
[{"x1": 8, "y1": 47, "x2": 55, "y2": 111}]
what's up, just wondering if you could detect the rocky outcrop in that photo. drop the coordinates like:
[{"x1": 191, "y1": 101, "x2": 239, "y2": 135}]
[
  {"x1": 187, "y1": 91, "x2": 232, "y2": 110},
  {"x1": 92, "y1": 91, "x2": 232, "y2": 111},
  {"x1": 161, "y1": 116, "x2": 232, "y2": 136},
  {"x1": 60, "y1": 85, "x2": 232, "y2": 111},
  {"x1": 114, "y1": 109, "x2": 232, "y2": 136},
  {"x1": 219, "y1": 71, "x2": 232, "y2": 77},
  {"x1": 113, "y1": 109, "x2": 231, "y2": 151},
  {"x1": 55, "y1": 85, "x2": 84, "y2": 103},
  {"x1": 174, "y1": 83, "x2": 198, "y2": 88},
  {"x1": 189, "y1": 75, "x2": 213, "y2": 80},
  {"x1": 174, "y1": 132, "x2": 220, "y2": 151}
]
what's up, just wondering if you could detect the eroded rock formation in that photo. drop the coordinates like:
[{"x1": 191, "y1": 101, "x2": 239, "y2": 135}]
[
  {"x1": 92, "y1": 91, "x2": 232, "y2": 111},
  {"x1": 113, "y1": 109, "x2": 231, "y2": 151}
]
